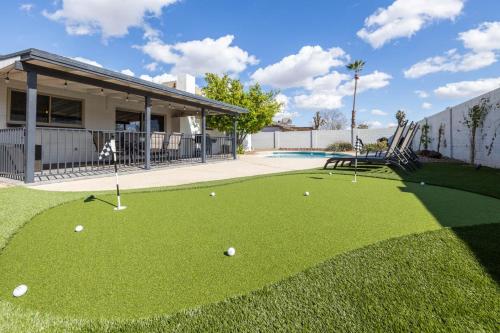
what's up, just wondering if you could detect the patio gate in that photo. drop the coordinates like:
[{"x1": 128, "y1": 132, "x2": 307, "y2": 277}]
[{"x1": 0, "y1": 128, "x2": 25, "y2": 181}]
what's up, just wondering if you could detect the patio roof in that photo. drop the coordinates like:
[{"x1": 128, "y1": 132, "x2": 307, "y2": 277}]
[{"x1": 0, "y1": 48, "x2": 247, "y2": 115}]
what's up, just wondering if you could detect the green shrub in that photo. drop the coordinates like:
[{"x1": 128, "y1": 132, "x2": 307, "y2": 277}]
[
  {"x1": 361, "y1": 141, "x2": 387, "y2": 153},
  {"x1": 237, "y1": 145, "x2": 245, "y2": 155},
  {"x1": 327, "y1": 142, "x2": 353, "y2": 152}
]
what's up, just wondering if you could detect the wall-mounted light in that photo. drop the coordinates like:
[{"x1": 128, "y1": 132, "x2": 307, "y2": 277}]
[
  {"x1": 168, "y1": 104, "x2": 172, "y2": 109},
  {"x1": 64, "y1": 81, "x2": 68, "y2": 89},
  {"x1": 99, "y1": 88, "x2": 104, "y2": 96},
  {"x1": 125, "y1": 93, "x2": 129, "y2": 102},
  {"x1": 4, "y1": 73, "x2": 10, "y2": 84}
]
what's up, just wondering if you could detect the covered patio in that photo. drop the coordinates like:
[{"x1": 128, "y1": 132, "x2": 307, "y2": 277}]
[{"x1": 0, "y1": 49, "x2": 245, "y2": 183}]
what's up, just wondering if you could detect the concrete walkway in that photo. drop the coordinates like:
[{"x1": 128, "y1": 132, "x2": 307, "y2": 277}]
[{"x1": 26, "y1": 153, "x2": 325, "y2": 192}]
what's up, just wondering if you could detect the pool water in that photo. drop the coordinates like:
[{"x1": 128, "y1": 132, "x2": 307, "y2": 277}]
[{"x1": 267, "y1": 151, "x2": 348, "y2": 158}]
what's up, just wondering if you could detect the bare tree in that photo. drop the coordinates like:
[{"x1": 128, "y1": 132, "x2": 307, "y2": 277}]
[
  {"x1": 312, "y1": 111, "x2": 325, "y2": 129},
  {"x1": 317, "y1": 110, "x2": 347, "y2": 130}
]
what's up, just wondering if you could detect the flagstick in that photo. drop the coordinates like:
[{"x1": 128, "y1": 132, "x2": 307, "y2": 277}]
[
  {"x1": 111, "y1": 139, "x2": 126, "y2": 211},
  {"x1": 352, "y1": 134, "x2": 358, "y2": 183}
]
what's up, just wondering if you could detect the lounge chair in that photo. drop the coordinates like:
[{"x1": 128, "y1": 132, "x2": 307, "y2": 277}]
[
  {"x1": 394, "y1": 122, "x2": 421, "y2": 168},
  {"x1": 324, "y1": 121, "x2": 415, "y2": 172}
]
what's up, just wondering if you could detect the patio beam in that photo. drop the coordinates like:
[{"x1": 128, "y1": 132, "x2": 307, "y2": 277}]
[
  {"x1": 145, "y1": 96, "x2": 152, "y2": 170},
  {"x1": 14, "y1": 61, "x2": 240, "y2": 115},
  {"x1": 201, "y1": 108, "x2": 206, "y2": 163},
  {"x1": 24, "y1": 70, "x2": 37, "y2": 183},
  {"x1": 232, "y1": 117, "x2": 238, "y2": 159}
]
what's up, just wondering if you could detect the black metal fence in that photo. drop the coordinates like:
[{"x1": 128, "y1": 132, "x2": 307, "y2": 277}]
[
  {"x1": 0, "y1": 128, "x2": 25, "y2": 181},
  {"x1": 32, "y1": 127, "x2": 234, "y2": 181}
]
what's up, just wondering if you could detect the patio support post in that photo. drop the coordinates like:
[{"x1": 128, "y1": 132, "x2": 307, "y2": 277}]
[
  {"x1": 232, "y1": 117, "x2": 237, "y2": 159},
  {"x1": 24, "y1": 70, "x2": 37, "y2": 183},
  {"x1": 145, "y1": 96, "x2": 152, "y2": 170},
  {"x1": 201, "y1": 108, "x2": 207, "y2": 163}
]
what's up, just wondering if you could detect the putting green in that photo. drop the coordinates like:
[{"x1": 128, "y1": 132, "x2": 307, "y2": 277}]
[{"x1": 0, "y1": 173, "x2": 499, "y2": 319}]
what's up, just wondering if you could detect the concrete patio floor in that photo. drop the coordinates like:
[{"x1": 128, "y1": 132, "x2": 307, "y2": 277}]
[{"x1": 25, "y1": 153, "x2": 325, "y2": 192}]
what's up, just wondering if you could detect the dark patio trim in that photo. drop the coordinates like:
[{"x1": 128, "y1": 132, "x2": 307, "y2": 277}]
[{"x1": 5, "y1": 48, "x2": 247, "y2": 115}]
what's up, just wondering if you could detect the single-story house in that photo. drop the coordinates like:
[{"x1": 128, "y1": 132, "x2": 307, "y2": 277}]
[{"x1": 0, "y1": 49, "x2": 246, "y2": 183}]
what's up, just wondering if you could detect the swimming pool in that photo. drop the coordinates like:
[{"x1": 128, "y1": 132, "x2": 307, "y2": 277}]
[{"x1": 267, "y1": 151, "x2": 348, "y2": 158}]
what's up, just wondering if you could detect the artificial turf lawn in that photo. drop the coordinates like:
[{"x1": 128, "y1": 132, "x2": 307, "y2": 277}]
[{"x1": 0, "y1": 173, "x2": 499, "y2": 319}]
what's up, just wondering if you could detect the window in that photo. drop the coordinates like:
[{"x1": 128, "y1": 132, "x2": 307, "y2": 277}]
[
  {"x1": 10, "y1": 90, "x2": 50, "y2": 123},
  {"x1": 9, "y1": 90, "x2": 83, "y2": 126},
  {"x1": 115, "y1": 110, "x2": 164, "y2": 132},
  {"x1": 51, "y1": 97, "x2": 83, "y2": 125}
]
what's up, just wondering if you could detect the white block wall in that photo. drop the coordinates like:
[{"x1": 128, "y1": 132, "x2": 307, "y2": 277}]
[
  {"x1": 412, "y1": 87, "x2": 500, "y2": 168},
  {"x1": 251, "y1": 128, "x2": 395, "y2": 150}
]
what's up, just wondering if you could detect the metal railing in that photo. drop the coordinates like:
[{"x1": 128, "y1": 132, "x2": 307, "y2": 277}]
[
  {"x1": 33, "y1": 127, "x2": 234, "y2": 180},
  {"x1": 0, "y1": 128, "x2": 25, "y2": 181}
]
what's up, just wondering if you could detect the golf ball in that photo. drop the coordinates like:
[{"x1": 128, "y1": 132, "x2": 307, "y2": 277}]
[
  {"x1": 304, "y1": 191, "x2": 310, "y2": 196},
  {"x1": 420, "y1": 182, "x2": 425, "y2": 186},
  {"x1": 210, "y1": 192, "x2": 216, "y2": 197},
  {"x1": 13, "y1": 284, "x2": 28, "y2": 297},
  {"x1": 75, "y1": 225, "x2": 84, "y2": 232},
  {"x1": 227, "y1": 247, "x2": 236, "y2": 256}
]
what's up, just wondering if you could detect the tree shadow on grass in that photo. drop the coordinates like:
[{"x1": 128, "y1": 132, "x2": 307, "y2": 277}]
[
  {"x1": 326, "y1": 162, "x2": 500, "y2": 285},
  {"x1": 84, "y1": 195, "x2": 116, "y2": 208}
]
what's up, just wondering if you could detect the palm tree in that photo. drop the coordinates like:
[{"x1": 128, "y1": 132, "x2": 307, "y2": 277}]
[{"x1": 346, "y1": 60, "x2": 365, "y2": 145}]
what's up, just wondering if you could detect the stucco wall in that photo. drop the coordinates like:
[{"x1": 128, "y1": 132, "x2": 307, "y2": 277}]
[
  {"x1": 0, "y1": 80, "x2": 175, "y2": 132},
  {"x1": 251, "y1": 128, "x2": 395, "y2": 150},
  {"x1": 412, "y1": 87, "x2": 500, "y2": 168}
]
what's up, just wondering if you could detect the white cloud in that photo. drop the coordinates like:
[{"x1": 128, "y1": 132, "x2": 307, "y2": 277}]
[
  {"x1": 338, "y1": 71, "x2": 392, "y2": 95},
  {"x1": 434, "y1": 77, "x2": 500, "y2": 98},
  {"x1": 121, "y1": 69, "x2": 135, "y2": 76},
  {"x1": 251, "y1": 46, "x2": 349, "y2": 89},
  {"x1": 144, "y1": 62, "x2": 158, "y2": 72},
  {"x1": 405, "y1": 21, "x2": 500, "y2": 78},
  {"x1": 458, "y1": 21, "x2": 500, "y2": 52},
  {"x1": 366, "y1": 120, "x2": 384, "y2": 129},
  {"x1": 404, "y1": 49, "x2": 497, "y2": 78},
  {"x1": 71, "y1": 56, "x2": 103, "y2": 68},
  {"x1": 387, "y1": 122, "x2": 398, "y2": 128},
  {"x1": 293, "y1": 71, "x2": 392, "y2": 110},
  {"x1": 43, "y1": 0, "x2": 178, "y2": 38},
  {"x1": 138, "y1": 35, "x2": 258, "y2": 77},
  {"x1": 273, "y1": 94, "x2": 299, "y2": 121},
  {"x1": 357, "y1": 0, "x2": 464, "y2": 48},
  {"x1": 415, "y1": 90, "x2": 429, "y2": 98},
  {"x1": 275, "y1": 93, "x2": 290, "y2": 111},
  {"x1": 139, "y1": 73, "x2": 177, "y2": 84},
  {"x1": 294, "y1": 93, "x2": 344, "y2": 110},
  {"x1": 371, "y1": 109, "x2": 387, "y2": 116},
  {"x1": 421, "y1": 102, "x2": 432, "y2": 109},
  {"x1": 20, "y1": 4, "x2": 34, "y2": 12}
]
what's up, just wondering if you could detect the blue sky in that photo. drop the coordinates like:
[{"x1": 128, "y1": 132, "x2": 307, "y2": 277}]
[{"x1": 1, "y1": 0, "x2": 500, "y2": 127}]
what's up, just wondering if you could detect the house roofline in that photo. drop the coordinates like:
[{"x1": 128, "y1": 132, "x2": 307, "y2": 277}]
[{"x1": 1, "y1": 48, "x2": 247, "y2": 115}]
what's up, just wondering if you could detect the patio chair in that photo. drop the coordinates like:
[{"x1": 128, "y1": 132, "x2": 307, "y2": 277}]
[
  {"x1": 165, "y1": 132, "x2": 183, "y2": 161},
  {"x1": 150, "y1": 131, "x2": 168, "y2": 163},
  {"x1": 323, "y1": 121, "x2": 415, "y2": 172}
]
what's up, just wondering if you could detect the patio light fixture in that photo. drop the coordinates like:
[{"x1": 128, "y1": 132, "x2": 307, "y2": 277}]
[
  {"x1": 99, "y1": 88, "x2": 104, "y2": 96},
  {"x1": 4, "y1": 72, "x2": 10, "y2": 84},
  {"x1": 64, "y1": 80, "x2": 68, "y2": 88},
  {"x1": 125, "y1": 93, "x2": 129, "y2": 102}
]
